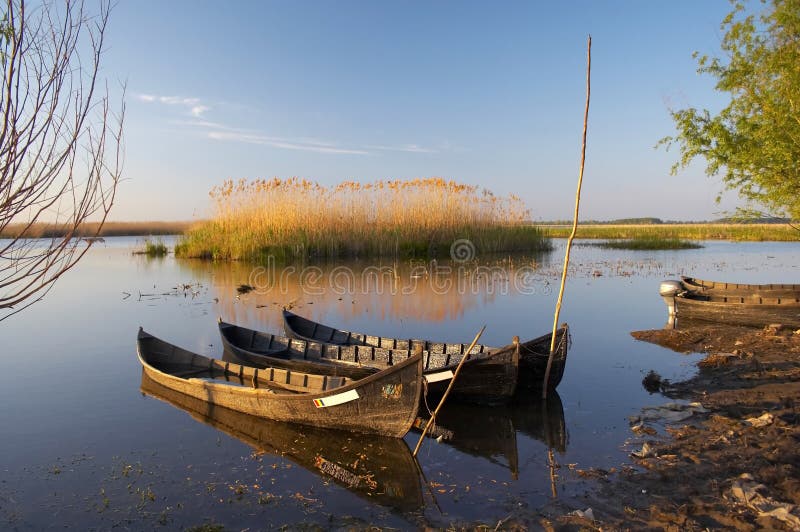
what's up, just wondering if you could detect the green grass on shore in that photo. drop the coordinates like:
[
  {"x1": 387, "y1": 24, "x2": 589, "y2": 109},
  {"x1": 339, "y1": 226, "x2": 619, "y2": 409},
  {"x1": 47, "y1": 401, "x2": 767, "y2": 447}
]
[{"x1": 541, "y1": 223, "x2": 799, "y2": 241}]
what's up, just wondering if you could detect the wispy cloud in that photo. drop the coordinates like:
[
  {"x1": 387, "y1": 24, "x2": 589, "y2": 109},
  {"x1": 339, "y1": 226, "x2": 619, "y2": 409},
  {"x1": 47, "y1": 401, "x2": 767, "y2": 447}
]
[
  {"x1": 144, "y1": 94, "x2": 439, "y2": 156},
  {"x1": 207, "y1": 130, "x2": 369, "y2": 155},
  {"x1": 364, "y1": 143, "x2": 438, "y2": 154},
  {"x1": 136, "y1": 93, "x2": 209, "y2": 118},
  {"x1": 179, "y1": 119, "x2": 369, "y2": 154},
  {"x1": 190, "y1": 105, "x2": 209, "y2": 118},
  {"x1": 172, "y1": 119, "x2": 244, "y2": 131}
]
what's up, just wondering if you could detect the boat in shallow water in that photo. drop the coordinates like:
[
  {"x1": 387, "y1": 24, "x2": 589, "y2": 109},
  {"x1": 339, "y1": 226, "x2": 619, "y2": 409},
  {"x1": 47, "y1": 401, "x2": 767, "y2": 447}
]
[
  {"x1": 680, "y1": 276, "x2": 800, "y2": 296},
  {"x1": 137, "y1": 328, "x2": 423, "y2": 437},
  {"x1": 659, "y1": 278, "x2": 800, "y2": 328},
  {"x1": 281, "y1": 309, "x2": 570, "y2": 391},
  {"x1": 220, "y1": 320, "x2": 520, "y2": 403}
]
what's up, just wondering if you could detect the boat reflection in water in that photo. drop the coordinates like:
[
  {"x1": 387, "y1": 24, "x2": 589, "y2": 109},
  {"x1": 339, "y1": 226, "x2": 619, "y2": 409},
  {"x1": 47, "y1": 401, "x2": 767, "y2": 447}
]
[
  {"x1": 141, "y1": 369, "x2": 567, "y2": 512},
  {"x1": 414, "y1": 389, "x2": 567, "y2": 480},
  {"x1": 140, "y1": 371, "x2": 424, "y2": 512}
]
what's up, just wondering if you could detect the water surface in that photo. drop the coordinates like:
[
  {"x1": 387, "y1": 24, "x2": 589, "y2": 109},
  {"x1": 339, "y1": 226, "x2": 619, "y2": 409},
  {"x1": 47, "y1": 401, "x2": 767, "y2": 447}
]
[{"x1": 1, "y1": 237, "x2": 798, "y2": 528}]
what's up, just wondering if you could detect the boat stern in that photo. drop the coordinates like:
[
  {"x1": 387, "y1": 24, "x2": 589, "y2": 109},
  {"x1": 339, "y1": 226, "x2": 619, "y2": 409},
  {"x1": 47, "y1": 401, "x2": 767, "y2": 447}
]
[{"x1": 659, "y1": 280, "x2": 683, "y2": 317}]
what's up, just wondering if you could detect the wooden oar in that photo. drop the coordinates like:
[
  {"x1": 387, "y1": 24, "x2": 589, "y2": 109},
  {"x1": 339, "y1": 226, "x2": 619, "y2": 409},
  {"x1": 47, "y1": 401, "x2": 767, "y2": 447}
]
[{"x1": 412, "y1": 325, "x2": 486, "y2": 457}]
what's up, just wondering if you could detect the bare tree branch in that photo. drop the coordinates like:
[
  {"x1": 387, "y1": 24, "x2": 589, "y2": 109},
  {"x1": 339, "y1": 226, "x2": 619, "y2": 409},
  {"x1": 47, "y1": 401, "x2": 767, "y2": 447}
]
[{"x1": 0, "y1": 0, "x2": 123, "y2": 321}]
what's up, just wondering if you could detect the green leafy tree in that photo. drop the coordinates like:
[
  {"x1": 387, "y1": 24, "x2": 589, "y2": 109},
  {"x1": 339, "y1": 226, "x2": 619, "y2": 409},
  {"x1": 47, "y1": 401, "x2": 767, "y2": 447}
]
[{"x1": 660, "y1": 0, "x2": 800, "y2": 221}]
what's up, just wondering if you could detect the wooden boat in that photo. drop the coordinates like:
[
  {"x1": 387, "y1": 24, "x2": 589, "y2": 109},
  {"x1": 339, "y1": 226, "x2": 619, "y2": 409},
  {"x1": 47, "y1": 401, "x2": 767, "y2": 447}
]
[
  {"x1": 282, "y1": 309, "x2": 570, "y2": 391},
  {"x1": 140, "y1": 371, "x2": 423, "y2": 511},
  {"x1": 136, "y1": 328, "x2": 423, "y2": 438},
  {"x1": 681, "y1": 276, "x2": 800, "y2": 296},
  {"x1": 659, "y1": 279, "x2": 800, "y2": 328},
  {"x1": 220, "y1": 320, "x2": 520, "y2": 403}
]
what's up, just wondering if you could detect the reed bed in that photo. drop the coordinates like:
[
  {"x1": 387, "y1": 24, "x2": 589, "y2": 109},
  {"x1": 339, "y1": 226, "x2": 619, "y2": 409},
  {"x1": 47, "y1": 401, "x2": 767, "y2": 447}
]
[
  {"x1": 136, "y1": 238, "x2": 169, "y2": 257},
  {"x1": 175, "y1": 177, "x2": 551, "y2": 261},
  {"x1": 0, "y1": 221, "x2": 194, "y2": 238},
  {"x1": 542, "y1": 223, "x2": 800, "y2": 242},
  {"x1": 595, "y1": 237, "x2": 703, "y2": 250}
]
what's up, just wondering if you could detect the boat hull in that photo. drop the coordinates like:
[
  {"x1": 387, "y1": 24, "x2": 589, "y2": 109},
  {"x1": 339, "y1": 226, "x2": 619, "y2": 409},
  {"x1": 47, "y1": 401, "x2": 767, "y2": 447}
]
[
  {"x1": 516, "y1": 328, "x2": 570, "y2": 390},
  {"x1": 137, "y1": 329, "x2": 422, "y2": 438},
  {"x1": 282, "y1": 310, "x2": 569, "y2": 392},
  {"x1": 220, "y1": 321, "x2": 520, "y2": 404},
  {"x1": 681, "y1": 276, "x2": 800, "y2": 297},
  {"x1": 673, "y1": 293, "x2": 800, "y2": 328},
  {"x1": 659, "y1": 276, "x2": 800, "y2": 328}
]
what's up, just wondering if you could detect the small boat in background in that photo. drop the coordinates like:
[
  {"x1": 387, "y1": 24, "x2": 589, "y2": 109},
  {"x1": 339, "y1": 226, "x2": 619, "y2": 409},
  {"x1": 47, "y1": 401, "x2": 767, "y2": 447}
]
[
  {"x1": 680, "y1": 276, "x2": 800, "y2": 296},
  {"x1": 140, "y1": 371, "x2": 424, "y2": 511},
  {"x1": 219, "y1": 320, "x2": 520, "y2": 404},
  {"x1": 136, "y1": 328, "x2": 423, "y2": 438},
  {"x1": 659, "y1": 278, "x2": 800, "y2": 328},
  {"x1": 282, "y1": 309, "x2": 570, "y2": 391}
]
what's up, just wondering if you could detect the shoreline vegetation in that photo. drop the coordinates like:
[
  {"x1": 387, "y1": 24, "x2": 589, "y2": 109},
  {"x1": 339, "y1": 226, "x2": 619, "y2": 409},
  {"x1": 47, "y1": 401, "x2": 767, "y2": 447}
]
[
  {"x1": 593, "y1": 237, "x2": 703, "y2": 250},
  {"x1": 542, "y1": 222, "x2": 799, "y2": 242},
  {"x1": 173, "y1": 177, "x2": 552, "y2": 262},
  {"x1": 3, "y1": 221, "x2": 797, "y2": 248},
  {"x1": 0, "y1": 221, "x2": 194, "y2": 238}
]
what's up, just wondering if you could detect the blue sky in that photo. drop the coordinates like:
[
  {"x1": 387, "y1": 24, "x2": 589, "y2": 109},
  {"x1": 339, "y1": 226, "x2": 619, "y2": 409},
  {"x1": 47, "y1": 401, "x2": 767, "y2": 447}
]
[{"x1": 103, "y1": 0, "x2": 741, "y2": 221}]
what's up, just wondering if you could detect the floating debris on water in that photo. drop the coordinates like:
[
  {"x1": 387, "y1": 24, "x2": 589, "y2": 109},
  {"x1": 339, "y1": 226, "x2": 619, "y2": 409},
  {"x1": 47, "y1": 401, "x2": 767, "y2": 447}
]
[{"x1": 236, "y1": 284, "x2": 254, "y2": 295}]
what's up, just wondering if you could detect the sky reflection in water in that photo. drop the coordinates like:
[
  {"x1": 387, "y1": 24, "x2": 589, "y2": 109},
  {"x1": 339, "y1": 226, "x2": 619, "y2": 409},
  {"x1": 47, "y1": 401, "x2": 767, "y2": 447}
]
[{"x1": 0, "y1": 237, "x2": 798, "y2": 528}]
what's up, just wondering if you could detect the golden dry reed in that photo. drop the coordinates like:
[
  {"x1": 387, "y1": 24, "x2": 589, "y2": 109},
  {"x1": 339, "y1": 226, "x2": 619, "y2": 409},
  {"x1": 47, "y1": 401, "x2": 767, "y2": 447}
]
[{"x1": 175, "y1": 177, "x2": 550, "y2": 261}]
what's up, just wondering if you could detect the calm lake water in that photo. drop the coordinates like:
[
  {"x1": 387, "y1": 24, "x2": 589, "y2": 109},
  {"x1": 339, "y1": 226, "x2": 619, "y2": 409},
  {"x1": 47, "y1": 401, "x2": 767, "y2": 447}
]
[{"x1": 1, "y1": 237, "x2": 798, "y2": 529}]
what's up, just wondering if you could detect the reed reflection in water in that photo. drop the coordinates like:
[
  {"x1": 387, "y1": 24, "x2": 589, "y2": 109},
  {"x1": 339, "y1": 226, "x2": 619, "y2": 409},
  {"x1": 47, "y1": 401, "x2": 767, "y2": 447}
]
[{"x1": 177, "y1": 256, "x2": 551, "y2": 331}]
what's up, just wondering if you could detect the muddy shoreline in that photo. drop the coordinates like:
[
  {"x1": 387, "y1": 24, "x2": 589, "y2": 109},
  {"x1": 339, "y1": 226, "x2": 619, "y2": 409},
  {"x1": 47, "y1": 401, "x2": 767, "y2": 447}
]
[{"x1": 541, "y1": 323, "x2": 800, "y2": 530}]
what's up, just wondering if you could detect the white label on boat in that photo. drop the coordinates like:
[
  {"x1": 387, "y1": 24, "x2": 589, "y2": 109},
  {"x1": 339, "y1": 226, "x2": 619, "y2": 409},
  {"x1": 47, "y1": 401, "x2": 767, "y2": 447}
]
[
  {"x1": 313, "y1": 389, "x2": 359, "y2": 408},
  {"x1": 424, "y1": 370, "x2": 454, "y2": 383}
]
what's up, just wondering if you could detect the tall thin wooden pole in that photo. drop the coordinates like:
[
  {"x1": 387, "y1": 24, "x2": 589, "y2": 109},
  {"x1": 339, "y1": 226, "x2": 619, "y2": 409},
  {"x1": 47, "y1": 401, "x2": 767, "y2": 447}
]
[
  {"x1": 413, "y1": 325, "x2": 486, "y2": 457},
  {"x1": 543, "y1": 35, "x2": 591, "y2": 399}
]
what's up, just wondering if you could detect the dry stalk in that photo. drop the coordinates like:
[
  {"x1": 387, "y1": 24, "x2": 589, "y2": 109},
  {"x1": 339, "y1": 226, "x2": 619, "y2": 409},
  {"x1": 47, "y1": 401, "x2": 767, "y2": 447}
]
[
  {"x1": 542, "y1": 35, "x2": 591, "y2": 397},
  {"x1": 412, "y1": 325, "x2": 486, "y2": 457}
]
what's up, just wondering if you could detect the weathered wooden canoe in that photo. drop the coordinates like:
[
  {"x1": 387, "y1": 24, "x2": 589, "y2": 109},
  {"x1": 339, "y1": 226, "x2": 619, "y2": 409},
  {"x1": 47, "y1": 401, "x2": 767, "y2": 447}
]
[
  {"x1": 136, "y1": 328, "x2": 423, "y2": 437},
  {"x1": 219, "y1": 320, "x2": 519, "y2": 403},
  {"x1": 282, "y1": 309, "x2": 570, "y2": 391},
  {"x1": 660, "y1": 280, "x2": 800, "y2": 328},
  {"x1": 681, "y1": 276, "x2": 800, "y2": 296},
  {"x1": 140, "y1": 371, "x2": 423, "y2": 511}
]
